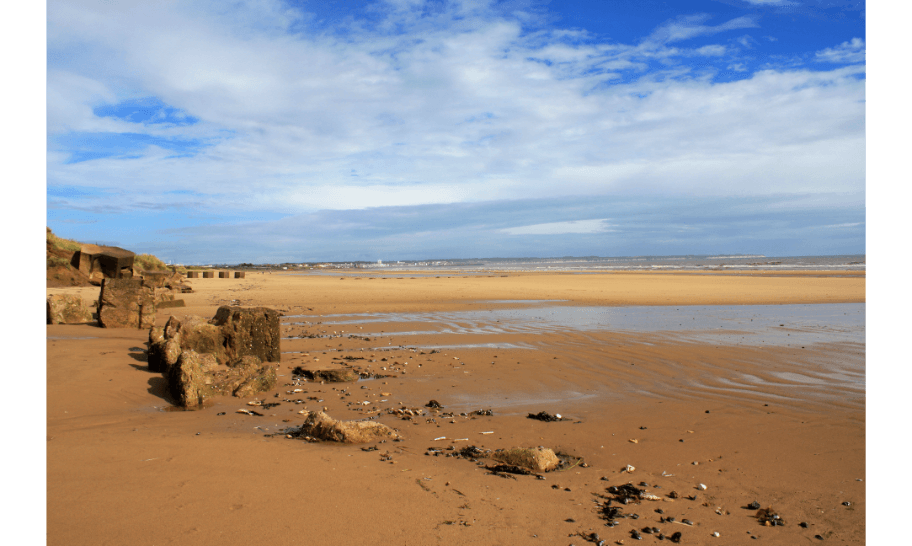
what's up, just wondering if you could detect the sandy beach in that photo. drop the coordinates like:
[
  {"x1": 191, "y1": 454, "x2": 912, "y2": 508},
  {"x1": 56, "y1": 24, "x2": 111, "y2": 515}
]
[{"x1": 47, "y1": 271, "x2": 865, "y2": 545}]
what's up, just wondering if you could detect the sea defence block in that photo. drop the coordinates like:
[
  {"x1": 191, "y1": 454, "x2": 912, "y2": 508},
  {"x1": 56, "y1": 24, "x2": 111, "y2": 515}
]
[
  {"x1": 234, "y1": 271, "x2": 245, "y2": 279},
  {"x1": 212, "y1": 306, "x2": 282, "y2": 363},
  {"x1": 202, "y1": 271, "x2": 214, "y2": 278},
  {"x1": 219, "y1": 271, "x2": 230, "y2": 278},
  {"x1": 187, "y1": 271, "x2": 200, "y2": 278},
  {"x1": 97, "y1": 278, "x2": 156, "y2": 329}
]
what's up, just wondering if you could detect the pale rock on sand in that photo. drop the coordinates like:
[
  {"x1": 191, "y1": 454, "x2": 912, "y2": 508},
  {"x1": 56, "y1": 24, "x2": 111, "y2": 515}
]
[
  {"x1": 491, "y1": 447, "x2": 560, "y2": 472},
  {"x1": 291, "y1": 411, "x2": 401, "y2": 443}
]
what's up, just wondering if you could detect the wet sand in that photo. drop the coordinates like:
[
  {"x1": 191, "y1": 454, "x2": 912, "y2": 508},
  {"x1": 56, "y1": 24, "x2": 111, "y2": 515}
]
[{"x1": 47, "y1": 271, "x2": 865, "y2": 545}]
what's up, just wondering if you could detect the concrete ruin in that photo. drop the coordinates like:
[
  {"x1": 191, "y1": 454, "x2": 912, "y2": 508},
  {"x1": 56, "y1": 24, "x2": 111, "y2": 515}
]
[
  {"x1": 148, "y1": 307, "x2": 282, "y2": 407},
  {"x1": 75, "y1": 244, "x2": 135, "y2": 285},
  {"x1": 97, "y1": 278, "x2": 156, "y2": 329},
  {"x1": 47, "y1": 294, "x2": 94, "y2": 324}
]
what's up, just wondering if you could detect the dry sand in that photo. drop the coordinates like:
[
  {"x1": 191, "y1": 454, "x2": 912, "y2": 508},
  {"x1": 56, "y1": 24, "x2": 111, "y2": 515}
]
[{"x1": 47, "y1": 271, "x2": 865, "y2": 545}]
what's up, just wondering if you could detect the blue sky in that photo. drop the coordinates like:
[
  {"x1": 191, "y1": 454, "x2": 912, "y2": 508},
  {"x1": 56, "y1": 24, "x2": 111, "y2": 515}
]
[{"x1": 45, "y1": 0, "x2": 866, "y2": 263}]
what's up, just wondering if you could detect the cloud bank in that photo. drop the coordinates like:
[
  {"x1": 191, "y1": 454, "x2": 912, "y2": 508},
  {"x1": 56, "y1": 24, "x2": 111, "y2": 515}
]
[{"x1": 46, "y1": 0, "x2": 866, "y2": 261}]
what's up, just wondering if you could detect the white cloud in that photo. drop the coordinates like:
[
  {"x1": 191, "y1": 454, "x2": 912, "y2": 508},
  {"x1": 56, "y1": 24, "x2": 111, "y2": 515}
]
[
  {"x1": 46, "y1": 0, "x2": 865, "y2": 216},
  {"x1": 501, "y1": 219, "x2": 615, "y2": 235},
  {"x1": 815, "y1": 38, "x2": 865, "y2": 64},
  {"x1": 643, "y1": 14, "x2": 757, "y2": 46}
]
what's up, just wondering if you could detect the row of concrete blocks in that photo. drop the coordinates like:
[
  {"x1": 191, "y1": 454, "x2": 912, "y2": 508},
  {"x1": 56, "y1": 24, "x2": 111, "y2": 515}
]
[{"x1": 186, "y1": 271, "x2": 246, "y2": 279}]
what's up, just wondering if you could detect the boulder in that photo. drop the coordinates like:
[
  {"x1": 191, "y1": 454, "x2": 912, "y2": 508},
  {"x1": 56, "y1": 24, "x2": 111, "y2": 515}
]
[
  {"x1": 168, "y1": 350, "x2": 212, "y2": 408},
  {"x1": 97, "y1": 278, "x2": 156, "y2": 329},
  {"x1": 490, "y1": 447, "x2": 560, "y2": 472},
  {"x1": 212, "y1": 306, "x2": 281, "y2": 363},
  {"x1": 46, "y1": 294, "x2": 93, "y2": 324},
  {"x1": 293, "y1": 367, "x2": 359, "y2": 382},
  {"x1": 291, "y1": 411, "x2": 400, "y2": 443}
]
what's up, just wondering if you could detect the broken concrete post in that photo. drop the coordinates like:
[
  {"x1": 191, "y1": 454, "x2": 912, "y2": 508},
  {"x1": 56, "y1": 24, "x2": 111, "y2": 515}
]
[
  {"x1": 212, "y1": 306, "x2": 281, "y2": 363},
  {"x1": 162, "y1": 315, "x2": 224, "y2": 362},
  {"x1": 47, "y1": 294, "x2": 94, "y2": 324},
  {"x1": 97, "y1": 278, "x2": 156, "y2": 329},
  {"x1": 167, "y1": 350, "x2": 212, "y2": 408},
  {"x1": 148, "y1": 324, "x2": 185, "y2": 375}
]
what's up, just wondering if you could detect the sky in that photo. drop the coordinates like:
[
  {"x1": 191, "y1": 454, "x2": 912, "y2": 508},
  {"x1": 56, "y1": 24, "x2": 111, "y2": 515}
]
[{"x1": 44, "y1": 0, "x2": 866, "y2": 263}]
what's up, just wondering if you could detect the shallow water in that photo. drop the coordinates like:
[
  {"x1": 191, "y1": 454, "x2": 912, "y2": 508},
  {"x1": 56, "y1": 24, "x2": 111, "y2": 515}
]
[{"x1": 289, "y1": 303, "x2": 865, "y2": 348}]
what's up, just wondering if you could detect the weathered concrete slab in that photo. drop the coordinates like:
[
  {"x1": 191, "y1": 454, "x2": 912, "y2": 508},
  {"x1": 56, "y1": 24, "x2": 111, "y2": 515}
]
[
  {"x1": 97, "y1": 278, "x2": 156, "y2": 329},
  {"x1": 212, "y1": 306, "x2": 281, "y2": 363},
  {"x1": 47, "y1": 294, "x2": 94, "y2": 324}
]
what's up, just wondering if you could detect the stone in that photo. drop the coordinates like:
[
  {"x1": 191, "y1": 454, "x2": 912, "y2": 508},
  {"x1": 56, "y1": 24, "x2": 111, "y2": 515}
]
[
  {"x1": 97, "y1": 278, "x2": 156, "y2": 329},
  {"x1": 168, "y1": 350, "x2": 212, "y2": 408},
  {"x1": 157, "y1": 299, "x2": 186, "y2": 309},
  {"x1": 46, "y1": 294, "x2": 93, "y2": 324},
  {"x1": 292, "y1": 367, "x2": 359, "y2": 382},
  {"x1": 212, "y1": 306, "x2": 281, "y2": 363},
  {"x1": 234, "y1": 271, "x2": 245, "y2": 278},
  {"x1": 291, "y1": 411, "x2": 401, "y2": 443},
  {"x1": 163, "y1": 315, "x2": 224, "y2": 362},
  {"x1": 149, "y1": 326, "x2": 164, "y2": 345},
  {"x1": 149, "y1": 338, "x2": 182, "y2": 374},
  {"x1": 229, "y1": 355, "x2": 263, "y2": 370},
  {"x1": 233, "y1": 365, "x2": 277, "y2": 398},
  {"x1": 198, "y1": 352, "x2": 219, "y2": 373},
  {"x1": 491, "y1": 447, "x2": 560, "y2": 472}
]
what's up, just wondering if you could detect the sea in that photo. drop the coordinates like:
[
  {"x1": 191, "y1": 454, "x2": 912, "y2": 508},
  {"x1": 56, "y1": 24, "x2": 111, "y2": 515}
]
[{"x1": 302, "y1": 254, "x2": 865, "y2": 274}]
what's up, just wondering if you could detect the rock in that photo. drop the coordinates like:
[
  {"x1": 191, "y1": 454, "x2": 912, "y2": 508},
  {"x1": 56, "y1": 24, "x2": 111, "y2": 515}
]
[
  {"x1": 46, "y1": 294, "x2": 93, "y2": 324},
  {"x1": 198, "y1": 353, "x2": 219, "y2": 373},
  {"x1": 233, "y1": 365, "x2": 277, "y2": 398},
  {"x1": 229, "y1": 355, "x2": 263, "y2": 370},
  {"x1": 151, "y1": 339, "x2": 183, "y2": 375},
  {"x1": 97, "y1": 278, "x2": 156, "y2": 329},
  {"x1": 292, "y1": 367, "x2": 359, "y2": 382},
  {"x1": 168, "y1": 350, "x2": 212, "y2": 408},
  {"x1": 162, "y1": 315, "x2": 224, "y2": 362},
  {"x1": 149, "y1": 326, "x2": 164, "y2": 345},
  {"x1": 212, "y1": 306, "x2": 281, "y2": 363},
  {"x1": 527, "y1": 411, "x2": 563, "y2": 422},
  {"x1": 149, "y1": 309, "x2": 282, "y2": 405},
  {"x1": 490, "y1": 447, "x2": 560, "y2": 472},
  {"x1": 291, "y1": 411, "x2": 400, "y2": 443}
]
